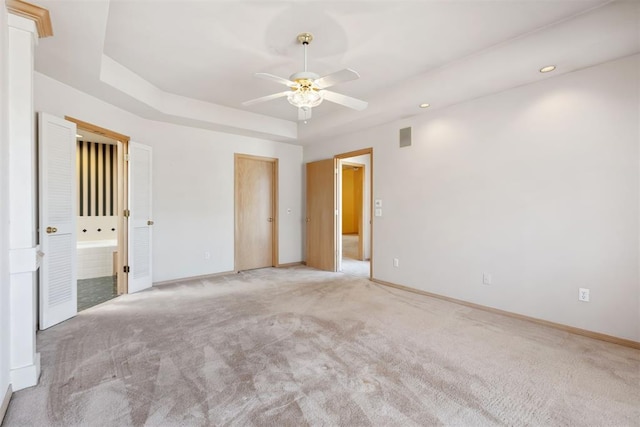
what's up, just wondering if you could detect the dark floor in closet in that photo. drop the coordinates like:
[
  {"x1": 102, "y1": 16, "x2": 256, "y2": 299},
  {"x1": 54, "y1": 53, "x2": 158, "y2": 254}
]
[{"x1": 77, "y1": 275, "x2": 118, "y2": 311}]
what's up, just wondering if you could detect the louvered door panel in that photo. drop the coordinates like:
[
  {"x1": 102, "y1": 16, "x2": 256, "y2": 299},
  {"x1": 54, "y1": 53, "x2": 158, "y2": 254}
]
[
  {"x1": 47, "y1": 234, "x2": 73, "y2": 306},
  {"x1": 39, "y1": 113, "x2": 77, "y2": 329},
  {"x1": 132, "y1": 227, "x2": 150, "y2": 280},
  {"x1": 128, "y1": 142, "x2": 153, "y2": 293}
]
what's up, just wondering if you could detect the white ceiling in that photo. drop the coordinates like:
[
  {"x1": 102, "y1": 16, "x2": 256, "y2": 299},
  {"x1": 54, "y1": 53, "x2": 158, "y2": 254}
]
[{"x1": 33, "y1": 0, "x2": 639, "y2": 145}]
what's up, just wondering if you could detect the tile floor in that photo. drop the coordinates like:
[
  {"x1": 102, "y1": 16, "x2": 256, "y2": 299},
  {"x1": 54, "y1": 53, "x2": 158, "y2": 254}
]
[{"x1": 77, "y1": 275, "x2": 118, "y2": 311}]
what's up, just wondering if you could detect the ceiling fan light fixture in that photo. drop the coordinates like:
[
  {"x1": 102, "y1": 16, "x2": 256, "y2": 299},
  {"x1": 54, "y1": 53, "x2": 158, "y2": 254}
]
[
  {"x1": 287, "y1": 90, "x2": 323, "y2": 109},
  {"x1": 287, "y1": 80, "x2": 324, "y2": 109}
]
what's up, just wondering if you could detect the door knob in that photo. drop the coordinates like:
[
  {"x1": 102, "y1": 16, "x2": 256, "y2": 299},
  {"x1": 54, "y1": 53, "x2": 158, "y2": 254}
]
[
  {"x1": 46, "y1": 226, "x2": 57, "y2": 234},
  {"x1": 306, "y1": 218, "x2": 310, "y2": 223},
  {"x1": 267, "y1": 218, "x2": 273, "y2": 222},
  {"x1": 147, "y1": 220, "x2": 154, "y2": 226}
]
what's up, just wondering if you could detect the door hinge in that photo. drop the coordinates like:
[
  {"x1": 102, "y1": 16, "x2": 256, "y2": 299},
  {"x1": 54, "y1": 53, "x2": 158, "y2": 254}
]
[
  {"x1": 123, "y1": 265, "x2": 130, "y2": 273},
  {"x1": 124, "y1": 209, "x2": 130, "y2": 217},
  {"x1": 124, "y1": 153, "x2": 130, "y2": 161}
]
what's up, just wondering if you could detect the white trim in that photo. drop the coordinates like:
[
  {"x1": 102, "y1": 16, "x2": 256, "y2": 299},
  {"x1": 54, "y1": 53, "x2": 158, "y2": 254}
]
[
  {"x1": 9, "y1": 353, "x2": 39, "y2": 391},
  {"x1": 153, "y1": 270, "x2": 237, "y2": 287},
  {"x1": 0, "y1": 384, "x2": 12, "y2": 424},
  {"x1": 9, "y1": 246, "x2": 38, "y2": 273},
  {"x1": 7, "y1": 14, "x2": 37, "y2": 44}
]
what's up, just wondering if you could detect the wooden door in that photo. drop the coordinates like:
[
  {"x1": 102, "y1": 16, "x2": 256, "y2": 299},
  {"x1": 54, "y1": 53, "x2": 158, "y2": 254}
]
[
  {"x1": 127, "y1": 142, "x2": 153, "y2": 293},
  {"x1": 306, "y1": 159, "x2": 336, "y2": 271},
  {"x1": 39, "y1": 113, "x2": 77, "y2": 329},
  {"x1": 235, "y1": 155, "x2": 277, "y2": 271}
]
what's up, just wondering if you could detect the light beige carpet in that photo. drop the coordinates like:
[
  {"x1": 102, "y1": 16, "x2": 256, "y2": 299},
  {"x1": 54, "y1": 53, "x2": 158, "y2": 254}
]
[
  {"x1": 341, "y1": 257, "x2": 370, "y2": 278},
  {"x1": 4, "y1": 267, "x2": 639, "y2": 426},
  {"x1": 342, "y1": 234, "x2": 370, "y2": 278},
  {"x1": 342, "y1": 234, "x2": 359, "y2": 259}
]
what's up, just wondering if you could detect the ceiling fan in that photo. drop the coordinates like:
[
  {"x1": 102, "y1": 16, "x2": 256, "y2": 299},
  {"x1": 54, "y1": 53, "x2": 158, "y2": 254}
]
[{"x1": 242, "y1": 33, "x2": 368, "y2": 122}]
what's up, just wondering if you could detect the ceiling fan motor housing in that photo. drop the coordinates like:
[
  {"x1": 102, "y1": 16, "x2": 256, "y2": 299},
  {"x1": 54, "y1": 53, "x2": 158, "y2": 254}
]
[{"x1": 289, "y1": 71, "x2": 320, "y2": 83}]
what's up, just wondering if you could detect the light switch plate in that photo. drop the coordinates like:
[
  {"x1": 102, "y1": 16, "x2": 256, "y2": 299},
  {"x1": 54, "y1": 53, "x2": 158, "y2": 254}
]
[
  {"x1": 375, "y1": 208, "x2": 382, "y2": 217},
  {"x1": 375, "y1": 199, "x2": 383, "y2": 208},
  {"x1": 483, "y1": 273, "x2": 492, "y2": 285},
  {"x1": 579, "y1": 288, "x2": 590, "y2": 302}
]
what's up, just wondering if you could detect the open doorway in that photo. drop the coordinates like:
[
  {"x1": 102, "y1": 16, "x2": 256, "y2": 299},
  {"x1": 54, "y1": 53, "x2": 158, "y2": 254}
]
[
  {"x1": 304, "y1": 148, "x2": 373, "y2": 276},
  {"x1": 336, "y1": 150, "x2": 372, "y2": 278},
  {"x1": 69, "y1": 118, "x2": 129, "y2": 311},
  {"x1": 39, "y1": 114, "x2": 154, "y2": 328}
]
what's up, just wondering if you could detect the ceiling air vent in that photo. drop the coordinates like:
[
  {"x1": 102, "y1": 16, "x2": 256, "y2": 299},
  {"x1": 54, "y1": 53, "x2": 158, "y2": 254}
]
[{"x1": 399, "y1": 127, "x2": 412, "y2": 148}]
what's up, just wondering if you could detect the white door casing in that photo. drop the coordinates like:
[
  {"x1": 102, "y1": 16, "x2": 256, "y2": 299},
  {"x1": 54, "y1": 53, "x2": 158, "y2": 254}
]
[
  {"x1": 38, "y1": 113, "x2": 77, "y2": 329},
  {"x1": 128, "y1": 141, "x2": 153, "y2": 293}
]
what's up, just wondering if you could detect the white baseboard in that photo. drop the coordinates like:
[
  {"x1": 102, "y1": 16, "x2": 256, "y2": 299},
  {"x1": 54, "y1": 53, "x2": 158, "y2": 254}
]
[
  {"x1": 373, "y1": 278, "x2": 640, "y2": 350},
  {"x1": 0, "y1": 384, "x2": 12, "y2": 424},
  {"x1": 10, "y1": 352, "x2": 40, "y2": 391},
  {"x1": 153, "y1": 270, "x2": 237, "y2": 286}
]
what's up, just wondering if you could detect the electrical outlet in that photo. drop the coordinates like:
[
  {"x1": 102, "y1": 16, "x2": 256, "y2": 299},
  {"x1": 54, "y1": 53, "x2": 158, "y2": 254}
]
[
  {"x1": 483, "y1": 273, "x2": 492, "y2": 285},
  {"x1": 393, "y1": 258, "x2": 399, "y2": 268},
  {"x1": 579, "y1": 288, "x2": 590, "y2": 302},
  {"x1": 204, "y1": 251, "x2": 211, "y2": 260}
]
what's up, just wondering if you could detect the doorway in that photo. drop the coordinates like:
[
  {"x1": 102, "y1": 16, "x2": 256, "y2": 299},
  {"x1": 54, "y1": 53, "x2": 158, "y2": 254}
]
[
  {"x1": 234, "y1": 154, "x2": 278, "y2": 271},
  {"x1": 337, "y1": 151, "x2": 371, "y2": 278},
  {"x1": 71, "y1": 120, "x2": 131, "y2": 310},
  {"x1": 39, "y1": 114, "x2": 154, "y2": 329},
  {"x1": 75, "y1": 129, "x2": 119, "y2": 310},
  {"x1": 304, "y1": 148, "x2": 373, "y2": 278}
]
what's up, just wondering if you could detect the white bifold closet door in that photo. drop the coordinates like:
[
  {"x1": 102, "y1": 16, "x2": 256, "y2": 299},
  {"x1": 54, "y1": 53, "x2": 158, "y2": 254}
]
[
  {"x1": 127, "y1": 141, "x2": 153, "y2": 293},
  {"x1": 39, "y1": 113, "x2": 77, "y2": 330}
]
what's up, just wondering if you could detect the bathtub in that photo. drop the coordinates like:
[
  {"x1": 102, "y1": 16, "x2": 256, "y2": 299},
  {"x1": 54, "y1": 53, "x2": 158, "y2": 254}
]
[{"x1": 77, "y1": 239, "x2": 118, "y2": 280}]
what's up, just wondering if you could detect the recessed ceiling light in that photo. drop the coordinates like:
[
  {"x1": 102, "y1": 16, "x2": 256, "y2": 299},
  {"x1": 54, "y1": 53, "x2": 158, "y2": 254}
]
[
  {"x1": 76, "y1": 134, "x2": 83, "y2": 138},
  {"x1": 539, "y1": 65, "x2": 556, "y2": 73},
  {"x1": 419, "y1": 103, "x2": 430, "y2": 109}
]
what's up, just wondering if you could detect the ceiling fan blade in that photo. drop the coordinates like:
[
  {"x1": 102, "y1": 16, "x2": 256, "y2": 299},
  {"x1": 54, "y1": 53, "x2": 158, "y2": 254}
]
[
  {"x1": 321, "y1": 90, "x2": 368, "y2": 111},
  {"x1": 242, "y1": 91, "x2": 290, "y2": 106},
  {"x1": 255, "y1": 73, "x2": 296, "y2": 87},
  {"x1": 298, "y1": 107, "x2": 312, "y2": 121},
  {"x1": 314, "y1": 68, "x2": 360, "y2": 89}
]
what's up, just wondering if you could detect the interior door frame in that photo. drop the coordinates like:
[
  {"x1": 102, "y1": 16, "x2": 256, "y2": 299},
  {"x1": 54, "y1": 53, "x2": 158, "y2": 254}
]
[
  {"x1": 65, "y1": 116, "x2": 130, "y2": 295},
  {"x1": 335, "y1": 148, "x2": 373, "y2": 279},
  {"x1": 234, "y1": 153, "x2": 279, "y2": 271}
]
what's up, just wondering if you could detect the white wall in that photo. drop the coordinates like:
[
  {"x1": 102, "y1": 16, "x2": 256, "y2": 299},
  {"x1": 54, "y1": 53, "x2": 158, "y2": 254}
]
[
  {"x1": 35, "y1": 73, "x2": 304, "y2": 283},
  {"x1": 305, "y1": 55, "x2": 640, "y2": 342},
  {"x1": 0, "y1": 0, "x2": 12, "y2": 403}
]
